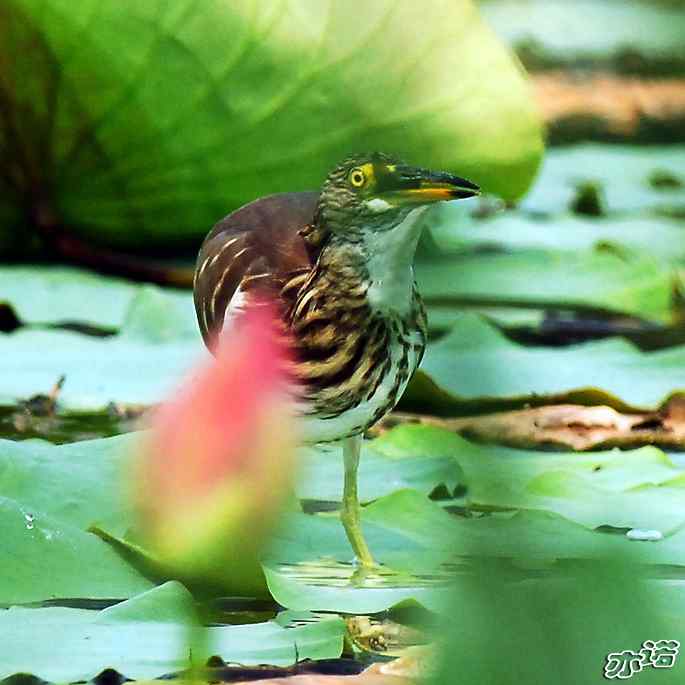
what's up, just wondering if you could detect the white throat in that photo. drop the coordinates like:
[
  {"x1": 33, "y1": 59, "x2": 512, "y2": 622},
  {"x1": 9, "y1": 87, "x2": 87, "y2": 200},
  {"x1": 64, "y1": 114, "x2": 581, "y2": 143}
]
[{"x1": 364, "y1": 206, "x2": 427, "y2": 315}]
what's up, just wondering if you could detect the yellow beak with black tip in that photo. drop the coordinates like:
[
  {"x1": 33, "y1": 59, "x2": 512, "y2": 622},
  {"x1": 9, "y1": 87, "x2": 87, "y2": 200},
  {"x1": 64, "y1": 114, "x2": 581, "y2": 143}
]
[{"x1": 380, "y1": 166, "x2": 480, "y2": 205}]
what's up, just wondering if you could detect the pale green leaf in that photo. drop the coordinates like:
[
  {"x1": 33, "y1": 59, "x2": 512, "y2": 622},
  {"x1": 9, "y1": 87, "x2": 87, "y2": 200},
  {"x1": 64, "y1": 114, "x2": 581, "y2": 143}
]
[
  {"x1": 0, "y1": 582, "x2": 345, "y2": 681},
  {"x1": 0, "y1": 496, "x2": 152, "y2": 605},
  {"x1": 407, "y1": 314, "x2": 685, "y2": 413}
]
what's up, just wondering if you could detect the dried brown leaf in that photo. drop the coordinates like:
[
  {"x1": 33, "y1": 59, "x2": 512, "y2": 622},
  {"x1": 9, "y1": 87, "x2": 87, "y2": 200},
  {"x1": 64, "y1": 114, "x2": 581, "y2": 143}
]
[{"x1": 374, "y1": 398, "x2": 685, "y2": 451}]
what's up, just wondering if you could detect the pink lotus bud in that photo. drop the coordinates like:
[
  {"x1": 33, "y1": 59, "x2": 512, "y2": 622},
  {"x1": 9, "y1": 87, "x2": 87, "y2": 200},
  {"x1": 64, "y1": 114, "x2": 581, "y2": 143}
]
[{"x1": 133, "y1": 302, "x2": 296, "y2": 595}]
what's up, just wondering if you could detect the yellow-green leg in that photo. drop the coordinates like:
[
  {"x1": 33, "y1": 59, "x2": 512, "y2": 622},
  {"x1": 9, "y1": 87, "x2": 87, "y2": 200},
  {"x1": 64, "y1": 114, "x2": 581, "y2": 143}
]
[{"x1": 341, "y1": 434, "x2": 375, "y2": 567}]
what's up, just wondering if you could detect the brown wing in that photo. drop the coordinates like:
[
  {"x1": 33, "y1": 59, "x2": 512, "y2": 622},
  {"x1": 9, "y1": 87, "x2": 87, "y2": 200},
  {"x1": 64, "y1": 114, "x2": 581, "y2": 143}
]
[{"x1": 193, "y1": 191, "x2": 319, "y2": 348}]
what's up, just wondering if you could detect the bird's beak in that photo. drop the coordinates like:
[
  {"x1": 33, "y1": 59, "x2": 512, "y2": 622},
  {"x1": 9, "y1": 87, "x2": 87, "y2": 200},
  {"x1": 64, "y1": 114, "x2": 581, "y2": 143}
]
[{"x1": 380, "y1": 166, "x2": 480, "y2": 205}]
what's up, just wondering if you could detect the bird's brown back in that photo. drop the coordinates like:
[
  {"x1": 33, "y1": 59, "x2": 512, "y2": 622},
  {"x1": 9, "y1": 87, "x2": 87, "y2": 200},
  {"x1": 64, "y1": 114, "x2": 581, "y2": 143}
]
[
  {"x1": 193, "y1": 189, "x2": 427, "y2": 440},
  {"x1": 193, "y1": 192, "x2": 319, "y2": 346}
]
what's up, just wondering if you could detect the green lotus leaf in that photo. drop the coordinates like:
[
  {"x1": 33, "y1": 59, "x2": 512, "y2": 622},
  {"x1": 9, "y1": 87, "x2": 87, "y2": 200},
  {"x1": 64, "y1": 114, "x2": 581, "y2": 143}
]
[
  {"x1": 1, "y1": 0, "x2": 542, "y2": 253},
  {"x1": 377, "y1": 425, "x2": 685, "y2": 533},
  {"x1": 0, "y1": 582, "x2": 345, "y2": 681},
  {"x1": 0, "y1": 327, "x2": 202, "y2": 409},
  {"x1": 405, "y1": 313, "x2": 685, "y2": 414},
  {"x1": 0, "y1": 266, "x2": 198, "y2": 334},
  {"x1": 416, "y1": 247, "x2": 673, "y2": 327},
  {"x1": 0, "y1": 496, "x2": 153, "y2": 605},
  {"x1": 523, "y1": 145, "x2": 685, "y2": 216},
  {"x1": 428, "y1": 207, "x2": 685, "y2": 263},
  {"x1": 5, "y1": 425, "x2": 683, "y2": 614}
]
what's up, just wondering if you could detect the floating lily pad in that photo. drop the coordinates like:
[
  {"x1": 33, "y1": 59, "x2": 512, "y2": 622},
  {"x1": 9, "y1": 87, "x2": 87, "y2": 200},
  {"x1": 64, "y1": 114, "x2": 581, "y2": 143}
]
[
  {"x1": 0, "y1": 267, "x2": 203, "y2": 408},
  {"x1": 416, "y1": 247, "x2": 673, "y2": 325},
  {"x1": 376, "y1": 425, "x2": 685, "y2": 533},
  {"x1": 0, "y1": 266, "x2": 197, "y2": 332},
  {"x1": 0, "y1": 327, "x2": 202, "y2": 409},
  {"x1": 0, "y1": 582, "x2": 345, "y2": 681},
  {"x1": 265, "y1": 427, "x2": 685, "y2": 612},
  {"x1": 406, "y1": 313, "x2": 685, "y2": 413},
  {"x1": 263, "y1": 493, "x2": 458, "y2": 615},
  {"x1": 0, "y1": 496, "x2": 152, "y2": 605},
  {"x1": 481, "y1": 0, "x2": 685, "y2": 70},
  {"x1": 3, "y1": 424, "x2": 685, "y2": 612},
  {"x1": 297, "y1": 441, "x2": 462, "y2": 503},
  {"x1": 428, "y1": 206, "x2": 685, "y2": 263},
  {"x1": 0, "y1": 435, "x2": 135, "y2": 529},
  {"x1": 522, "y1": 145, "x2": 685, "y2": 216},
  {"x1": 264, "y1": 488, "x2": 685, "y2": 614}
]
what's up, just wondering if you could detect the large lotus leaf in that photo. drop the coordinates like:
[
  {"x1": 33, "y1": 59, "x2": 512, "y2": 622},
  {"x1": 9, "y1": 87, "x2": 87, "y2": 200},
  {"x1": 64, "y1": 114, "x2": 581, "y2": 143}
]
[
  {"x1": 0, "y1": 496, "x2": 153, "y2": 604},
  {"x1": 522, "y1": 145, "x2": 685, "y2": 216},
  {"x1": 1, "y1": 0, "x2": 542, "y2": 253},
  {"x1": 405, "y1": 313, "x2": 685, "y2": 413},
  {"x1": 481, "y1": 0, "x2": 685, "y2": 62},
  {"x1": 428, "y1": 206, "x2": 685, "y2": 263},
  {"x1": 0, "y1": 582, "x2": 345, "y2": 681},
  {"x1": 0, "y1": 266, "x2": 198, "y2": 333}
]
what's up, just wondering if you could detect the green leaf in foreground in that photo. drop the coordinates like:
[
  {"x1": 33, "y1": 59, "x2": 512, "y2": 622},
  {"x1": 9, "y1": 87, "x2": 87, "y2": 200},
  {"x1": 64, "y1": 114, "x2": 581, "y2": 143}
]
[
  {"x1": 2, "y1": 0, "x2": 541, "y2": 252},
  {"x1": 0, "y1": 435, "x2": 133, "y2": 529},
  {"x1": 4, "y1": 427, "x2": 685, "y2": 611},
  {"x1": 406, "y1": 313, "x2": 685, "y2": 413},
  {"x1": 435, "y1": 559, "x2": 685, "y2": 684},
  {"x1": 0, "y1": 496, "x2": 152, "y2": 605},
  {"x1": 0, "y1": 582, "x2": 345, "y2": 681}
]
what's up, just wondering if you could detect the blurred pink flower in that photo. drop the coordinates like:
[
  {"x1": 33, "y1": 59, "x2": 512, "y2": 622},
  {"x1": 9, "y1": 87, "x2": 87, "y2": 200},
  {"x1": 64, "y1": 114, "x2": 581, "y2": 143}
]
[{"x1": 133, "y1": 301, "x2": 296, "y2": 593}]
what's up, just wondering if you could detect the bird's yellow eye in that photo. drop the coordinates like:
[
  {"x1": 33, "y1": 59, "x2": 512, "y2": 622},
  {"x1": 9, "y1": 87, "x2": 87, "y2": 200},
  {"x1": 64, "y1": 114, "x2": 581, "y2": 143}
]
[{"x1": 349, "y1": 168, "x2": 366, "y2": 188}]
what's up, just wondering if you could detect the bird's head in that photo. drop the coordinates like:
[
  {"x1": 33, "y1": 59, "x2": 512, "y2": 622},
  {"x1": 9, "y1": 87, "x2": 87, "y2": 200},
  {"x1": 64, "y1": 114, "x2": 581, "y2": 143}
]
[{"x1": 314, "y1": 152, "x2": 480, "y2": 241}]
